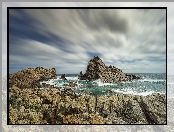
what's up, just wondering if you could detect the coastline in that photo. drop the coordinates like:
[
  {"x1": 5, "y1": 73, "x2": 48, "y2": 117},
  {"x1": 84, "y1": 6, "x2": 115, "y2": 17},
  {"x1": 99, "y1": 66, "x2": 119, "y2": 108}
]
[
  {"x1": 7, "y1": 66, "x2": 166, "y2": 124},
  {"x1": 9, "y1": 86, "x2": 166, "y2": 124}
]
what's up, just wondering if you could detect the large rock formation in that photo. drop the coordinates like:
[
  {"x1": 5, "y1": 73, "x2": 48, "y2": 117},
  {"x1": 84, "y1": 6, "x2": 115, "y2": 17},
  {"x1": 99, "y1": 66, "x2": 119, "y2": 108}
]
[
  {"x1": 78, "y1": 56, "x2": 140, "y2": 83},
  {"x1": 9, "y1": 67, "x2": 57, "y2": 89}
]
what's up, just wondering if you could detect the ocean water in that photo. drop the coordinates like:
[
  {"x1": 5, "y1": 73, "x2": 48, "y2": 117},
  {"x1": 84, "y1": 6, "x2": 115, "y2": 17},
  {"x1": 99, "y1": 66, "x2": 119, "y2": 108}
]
[{"x1": 40, "y1": 73, "x2": 166, "y2": 96}]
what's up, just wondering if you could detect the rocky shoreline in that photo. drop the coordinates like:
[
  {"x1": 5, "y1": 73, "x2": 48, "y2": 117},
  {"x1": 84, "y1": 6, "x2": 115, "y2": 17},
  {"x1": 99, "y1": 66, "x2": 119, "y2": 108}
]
[
  {"x1": 9, "y1": 86, "x2": 166, "y2": 124},
  {"x1": 8, "y1": 61, "x2": 166, "y2": 124}
]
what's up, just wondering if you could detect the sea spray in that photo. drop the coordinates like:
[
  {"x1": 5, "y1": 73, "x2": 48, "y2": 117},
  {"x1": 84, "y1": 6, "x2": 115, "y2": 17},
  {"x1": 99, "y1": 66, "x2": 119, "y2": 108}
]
[{"x1": 39, "y1": 73, "x2": 166, "y2": 96}]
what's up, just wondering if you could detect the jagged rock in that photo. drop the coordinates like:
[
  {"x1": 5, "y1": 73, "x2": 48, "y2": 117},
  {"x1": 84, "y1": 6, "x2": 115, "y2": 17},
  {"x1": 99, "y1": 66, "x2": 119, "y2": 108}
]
[
  {"x1": 126, "y1": 74, "x2": 141, "y2": 80},
  {"x1": 78, "y1": 56, "x2": 140, "y2": 83},
  {"x1": 60, "y1": 74, "x2": 67, "y2": 80},
  {"x1": 61, "y1": 88, "x2": 78, "y2": 99},
  {"x1": 69, "y1": 82, "x2": 77, "y2": 87},
  {"x1": 63, "y1": 82, "x2": 77, "y2": 87},
  {"x1": 9, "y1": 67, "x2": 57, "y2": 89},
  {"x1": 63, "y1": 84, "x2": 69, "y2": 86}
]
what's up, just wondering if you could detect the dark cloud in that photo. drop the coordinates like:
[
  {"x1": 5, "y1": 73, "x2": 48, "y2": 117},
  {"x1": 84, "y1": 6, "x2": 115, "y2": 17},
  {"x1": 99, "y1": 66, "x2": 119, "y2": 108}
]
[{"x1": 78, "y1": 9, "x2": 128, "y2": 33}]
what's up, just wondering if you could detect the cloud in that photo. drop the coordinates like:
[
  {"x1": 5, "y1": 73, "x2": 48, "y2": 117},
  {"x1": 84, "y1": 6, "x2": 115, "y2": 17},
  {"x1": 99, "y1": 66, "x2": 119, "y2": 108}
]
[
  {"x1": 2, "y1": 2, "x2": 170, "y2": 75},
  {"x1": 9, "y1": 38, "x2": 89, "y2": 74},
  {"x1": 9, "y1": 39, "x2": 61, "y2": 56},
  {"x1": 8, "y1": 8, "x2": 166, "y2": 74}
]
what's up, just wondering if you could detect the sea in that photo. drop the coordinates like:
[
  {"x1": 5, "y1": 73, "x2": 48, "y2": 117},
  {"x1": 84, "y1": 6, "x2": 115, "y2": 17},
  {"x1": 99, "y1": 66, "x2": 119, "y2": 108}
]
[{"x1": 39, "y1": 73, "x2": 167, "y2": 97}]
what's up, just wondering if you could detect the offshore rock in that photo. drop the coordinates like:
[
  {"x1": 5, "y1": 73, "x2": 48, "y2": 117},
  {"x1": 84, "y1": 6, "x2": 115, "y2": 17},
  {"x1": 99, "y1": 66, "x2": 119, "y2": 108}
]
[
  {"x1": 9, "y1": 67, "x2": 57, "y2": 89},
  {"x1": 60, "y1": 74, "x2": 67, "y2": 80},
  {"x1": 78, "y1": 56, "x2": 140, "y2": 83}
]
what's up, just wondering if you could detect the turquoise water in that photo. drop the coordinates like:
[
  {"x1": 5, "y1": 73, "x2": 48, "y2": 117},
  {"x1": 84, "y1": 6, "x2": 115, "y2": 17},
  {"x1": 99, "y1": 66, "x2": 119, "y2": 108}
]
[{"x1": 40, "y1": 73, "x2": 166, "y2": 96}]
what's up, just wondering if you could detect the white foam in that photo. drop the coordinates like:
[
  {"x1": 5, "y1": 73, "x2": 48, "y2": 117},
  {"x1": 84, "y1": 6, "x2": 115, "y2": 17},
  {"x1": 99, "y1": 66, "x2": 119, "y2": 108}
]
[
  {"x1": 138, "y1": 79, "x2": 166, "y2": 82},
  {"x1": 38, "y1": 75, "x2": 167, "y2": 97},
  {"x1": 113, "y1": 88, "x2": 163, "y2": 96},
  {"x1": 65, "y1": 76, "x2": 78, "y2": 81},
  {"x1": 94, "y1": 79, "x2": 116, "y2": 87}
]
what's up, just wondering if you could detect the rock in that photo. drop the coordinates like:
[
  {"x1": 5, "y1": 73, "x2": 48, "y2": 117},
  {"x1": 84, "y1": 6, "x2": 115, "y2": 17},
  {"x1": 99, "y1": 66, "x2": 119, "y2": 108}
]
[
  {"x1": 107, "y1": 113, "x2": 128, "y2": 124},
  {"x1": 61, "y1": 88, "x2": 78, "y2": 99},
  {"x1": 41, "y1": 83, "x2": 46, "y2": 87},
  {"x1": 107, "y1": 89, "x2": 115, "y2": 93},
  {"x1": 69, "y1": 82, "x2": 77, "y2": 87},
  {"x1": 63, "y1": 84, "x2": 69, "y2": 86},
  {"x1": 9, "y1": 86, "x2": 21, "y2": 95},
  {"x1": 62, "y1": 113, "x2": 107, "y2": 124},
  {"x1": 63, "y1": 82, "x2": 77, "y2": 88},
  {"x1": 137, "y1": 93, "x2": 166, "y2": 124},
  {"x1": 8, "y1": 74, "x2": 166, "y2": 125},
  {"x1": 126, "y1": 74, "x2": 141, "y2": 80},
  {"x1": 60, "y1": 74, "x2": 67, "y2": 80},
  {"x1": 19, "y1": 106, "x2": 25, "y2": 113},
  {"x1": 9, "y1": 67, "x2": 57, "y2": 89},
  {"x1": 78, "y1": 56, "x2": 140, "y2": 83}
]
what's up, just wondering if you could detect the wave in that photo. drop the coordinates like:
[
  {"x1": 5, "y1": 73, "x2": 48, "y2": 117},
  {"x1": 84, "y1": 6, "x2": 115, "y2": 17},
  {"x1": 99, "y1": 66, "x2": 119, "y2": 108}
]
[
  {"x1": 38, "y1": 75, "x2": 167, "y2": 96},
  {"x1": 113, "y1": 88, "x2": 162, "y2": 96},
  {"x1": 138, "y1": 79, "x2": 166, "y2": 82}
]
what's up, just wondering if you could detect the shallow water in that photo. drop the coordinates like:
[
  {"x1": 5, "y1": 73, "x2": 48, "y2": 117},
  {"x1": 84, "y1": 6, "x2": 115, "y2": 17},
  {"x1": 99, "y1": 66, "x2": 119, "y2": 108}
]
[{"x1": 40, "y1": 73, "x2": 166, "y2": 96}]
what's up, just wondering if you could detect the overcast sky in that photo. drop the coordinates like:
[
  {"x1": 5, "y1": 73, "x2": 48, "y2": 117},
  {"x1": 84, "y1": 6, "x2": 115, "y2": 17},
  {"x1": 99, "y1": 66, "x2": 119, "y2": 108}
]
[{"x1": 3, "y1": 2, "x2": 172, "y2": 75}]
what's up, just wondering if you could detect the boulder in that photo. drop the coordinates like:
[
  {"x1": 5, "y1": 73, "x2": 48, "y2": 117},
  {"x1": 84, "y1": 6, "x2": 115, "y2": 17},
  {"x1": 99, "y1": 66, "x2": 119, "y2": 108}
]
[{"x1": 60, "y1": 74, "x2": 67, "y2": 80}]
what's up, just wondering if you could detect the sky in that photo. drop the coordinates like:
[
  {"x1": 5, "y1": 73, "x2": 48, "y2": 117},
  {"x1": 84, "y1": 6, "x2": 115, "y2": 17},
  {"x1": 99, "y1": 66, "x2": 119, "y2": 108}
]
[{"x1": 3, "y1": 2, "x2": 173, "y2": 75}]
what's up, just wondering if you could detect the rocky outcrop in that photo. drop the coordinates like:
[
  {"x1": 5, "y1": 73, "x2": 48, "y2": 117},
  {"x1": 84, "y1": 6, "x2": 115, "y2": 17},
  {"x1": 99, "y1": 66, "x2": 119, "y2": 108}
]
[
  {"x1": 63, "y1": 82, "x2": 77, "y2": 88},
  {"x1": 9, "y1": 85, "x2": 166, "y2": 124},
  {"x1": 9, "y1": 67, "x2": 57, "y2": 89},
  {"x1": 78, "y1": 56, "x2": 140, "y2": 83},
  {"x1": 60, "y1": 74, "x2": 67, "y2": 80}
]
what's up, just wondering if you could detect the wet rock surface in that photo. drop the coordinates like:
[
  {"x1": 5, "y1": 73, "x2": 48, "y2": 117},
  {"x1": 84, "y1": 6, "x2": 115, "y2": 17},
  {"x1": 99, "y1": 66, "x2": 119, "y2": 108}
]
[{"x1": 78, "y1": 56, "x2": 140, "y2": 83}]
